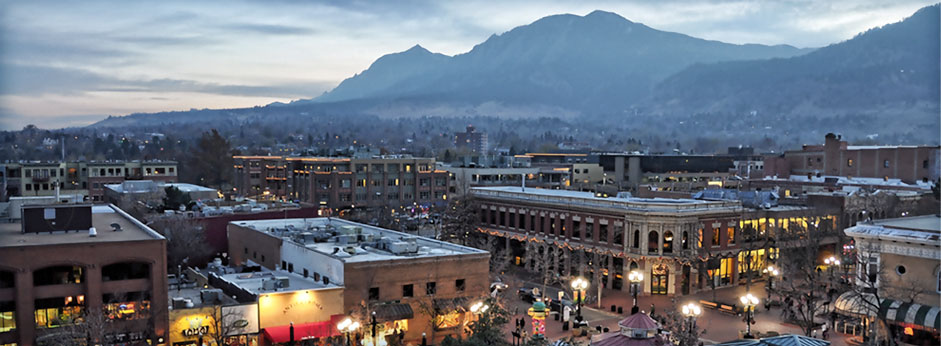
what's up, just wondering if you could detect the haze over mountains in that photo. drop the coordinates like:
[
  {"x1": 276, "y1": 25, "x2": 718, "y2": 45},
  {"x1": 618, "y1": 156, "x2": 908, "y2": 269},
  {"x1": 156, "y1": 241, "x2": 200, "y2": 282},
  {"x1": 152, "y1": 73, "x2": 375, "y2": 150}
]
[{"x1": 93, "y1": 5, "x2": 940, "y2": 145}]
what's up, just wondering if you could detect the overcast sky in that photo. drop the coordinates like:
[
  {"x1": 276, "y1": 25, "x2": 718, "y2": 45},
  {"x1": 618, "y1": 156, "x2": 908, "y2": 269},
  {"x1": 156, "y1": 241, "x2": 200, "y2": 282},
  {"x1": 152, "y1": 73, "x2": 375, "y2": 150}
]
[{"x1": 0, "y1": 0, "x2": 935, "y2": 130}]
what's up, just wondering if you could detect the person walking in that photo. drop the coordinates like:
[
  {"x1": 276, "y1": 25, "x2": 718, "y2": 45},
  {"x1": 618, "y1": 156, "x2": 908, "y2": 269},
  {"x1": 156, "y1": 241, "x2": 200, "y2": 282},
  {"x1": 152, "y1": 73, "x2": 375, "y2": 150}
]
[{"x1": 821, "y1": 323, "x2": 829, "y2": 340}]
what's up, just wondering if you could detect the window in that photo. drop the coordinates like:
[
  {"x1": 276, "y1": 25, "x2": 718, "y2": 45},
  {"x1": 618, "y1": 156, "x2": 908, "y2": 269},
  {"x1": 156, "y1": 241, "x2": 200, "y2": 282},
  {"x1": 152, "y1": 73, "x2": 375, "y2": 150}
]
[
  {"x1": 648, "y1": 231, "x2": 659, "y2": 253},
  {"x1": 455, "y1": 279, "x2": 466, "y2": 292},
  {"x1": 253, "y1": 251, "x2": 257, "y2": 259},
  {"x1": 883, "y1": 160, "x2": 890, "y2": 168},
  {"x1": 0, "y1": 301, "x2": 14, "y2": 332},
  {"x1": 426, "y1": 282, "x2": 437, "y2": 295},
  {"x1": 499, "y1": 211, "x2": 505, "y2": 227},
  {"x1": 509, "y1": 212, "x2": 516, "y2": 228},
  {"x1": 33, "y1": 266, "x2": 83, "y2": 286},
  {"x1": 341, "y1": 179, "x2": 351, "y2": 188},
  {"x1": 282, "y1": 261, "x2": 287, "y2": 270},
  {"x1": 711, "y1": 228, "x2": 720, "y2": 246},
  {"x1": 303, "y1": 269, "x2": 309, "y2": 278},
  {"x1": 924, "y1": 160, "x2": 930, "y2": 169},
  {"x1": 613, "y1": 225, "x2": 623, "y2": 245},
  {"x1": 727, "y1": 227, "x2": 736, "y2": 245},
  {"x1": 261, "y1": 255, "x2": 265, "y2": 262},
  {"x1": 599, "y1": 224, "x2": 608, "y2": 243},
  {"x1": 288, "y1": 263, "x2": 294, "y2": 273},
  {"x1": 25, "y1": 184, "x2": 31, "y2": 191},
  {"x1": 245, "y1": 248, "x2": 248, "y2": 254},
  {"x1": 662, "y1": 231, "x2": 673, "y2": 253},
  {"x1": 847, "y1": 159, "x2": 854, "y2": 167},
  {"x1": 403, "y1": 284, "x2": 414, "y2": 298},
  {"x1": 633, "y1": 230, "x2": 640, "y2": 249},
  {"x1": 369, "y1": 287, "x2": 380, "y2": 301},
  {"x1": 585, "y1": 222, "x2": 593, "y2": 240},
  {"x1": 572, "y1": 220, "x2": 581, "y2": 238},
  {"x1": 682, "y1": 231, "x2": 689, "y2": 249}
]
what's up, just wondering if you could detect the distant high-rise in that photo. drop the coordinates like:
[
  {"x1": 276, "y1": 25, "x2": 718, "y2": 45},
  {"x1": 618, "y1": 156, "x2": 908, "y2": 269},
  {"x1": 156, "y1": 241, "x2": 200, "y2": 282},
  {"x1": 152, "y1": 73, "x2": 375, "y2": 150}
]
[{"x1": 454, "y1": 125, "x2": 488, "y2": 153}]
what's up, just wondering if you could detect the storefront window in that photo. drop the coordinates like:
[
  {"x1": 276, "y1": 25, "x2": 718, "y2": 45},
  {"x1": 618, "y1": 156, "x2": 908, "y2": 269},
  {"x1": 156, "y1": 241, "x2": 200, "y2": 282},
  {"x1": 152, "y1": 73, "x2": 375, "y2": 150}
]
[
  {"x1": 434, "y1": 310, "x2": 463, "y2": 330},
  {"x1": 103, "y1": 291, "x2": 151, "y2": 321},
  {"x1": 34, "y1": 296, "x2": 84, "y2": 328},
  {"x1": 0, "y1": 301, "x2": 15, "y2": 332}
]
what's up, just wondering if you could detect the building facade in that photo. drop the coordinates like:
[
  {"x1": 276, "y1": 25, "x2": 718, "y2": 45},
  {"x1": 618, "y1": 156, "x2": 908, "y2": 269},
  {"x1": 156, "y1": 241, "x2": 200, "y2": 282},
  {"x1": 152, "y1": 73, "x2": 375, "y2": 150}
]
[
  {"x1": 226, "y1": 218, "x2": 490, "y2": 346},
  {"x1": 843, "y1": 215, "x2": 941, "y2": 344},
  {"x1": 0, "y1": 161, "x2": 178, "y2": 202},
  {"x1": 470, "y1": 187, "x2": 837, "y2": 297},
  {"x1": 232, "y1": 156, "x2": 449, "y2": 211},
  {"x1": 763, "y1": 133, "x2": 940, "y2": 183},
  {"x1": 454, "y1": 125, "x2": 488, "y2": 153},
  {"x1": 0, "y1": 204, "x2": 169, "y2": 346}
]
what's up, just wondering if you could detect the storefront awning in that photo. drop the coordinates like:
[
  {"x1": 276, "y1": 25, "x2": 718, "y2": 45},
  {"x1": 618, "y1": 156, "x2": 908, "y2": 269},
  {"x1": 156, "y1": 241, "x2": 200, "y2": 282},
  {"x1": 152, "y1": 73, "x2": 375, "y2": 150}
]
[
  {"x1": 834, "y1": 292, "x2": 880, "y2": 317},
  {"x1": 433, "y1": 297, "x2": 468, "y2": 311},
  {"x1": 878, "y1": 299, "x2": 941, "y2": 331},
  {"x1": 263, "y1": 315, "x2": 344, "y2": 343},
  {"x1": 374, "y1": 303, "x2": 414, "y2": 322}
]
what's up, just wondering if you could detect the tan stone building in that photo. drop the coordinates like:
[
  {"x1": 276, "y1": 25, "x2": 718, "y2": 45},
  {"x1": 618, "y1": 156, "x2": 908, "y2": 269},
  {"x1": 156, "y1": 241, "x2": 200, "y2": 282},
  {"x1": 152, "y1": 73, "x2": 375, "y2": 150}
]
[
  {"x1": 843, "y1": 215, "x2": 940, "y2": 344},
  {"x1": 0, "y1": 160, "x2": 178, "y2": 202},
  {"x1": 227, "y1": 218, "x2": 490, "y2": 346}
]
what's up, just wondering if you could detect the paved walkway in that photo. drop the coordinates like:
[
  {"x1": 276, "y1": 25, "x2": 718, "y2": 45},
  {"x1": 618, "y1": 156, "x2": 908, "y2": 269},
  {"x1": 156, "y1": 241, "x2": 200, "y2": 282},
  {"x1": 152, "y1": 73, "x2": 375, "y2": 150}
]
[{"x1": 501, "y1": 277, "x2": 854, "y2": 346}]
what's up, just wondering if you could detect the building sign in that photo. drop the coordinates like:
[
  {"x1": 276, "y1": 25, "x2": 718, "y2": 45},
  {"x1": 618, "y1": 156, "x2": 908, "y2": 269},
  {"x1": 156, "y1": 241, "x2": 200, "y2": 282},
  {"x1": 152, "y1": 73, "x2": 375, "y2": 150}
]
[
  {"x1": 182, "y1": 325, "x2": 210, "y2": 337},
  {"x1": 258, "y1": 288, "x2": 344, "y2": 329}
]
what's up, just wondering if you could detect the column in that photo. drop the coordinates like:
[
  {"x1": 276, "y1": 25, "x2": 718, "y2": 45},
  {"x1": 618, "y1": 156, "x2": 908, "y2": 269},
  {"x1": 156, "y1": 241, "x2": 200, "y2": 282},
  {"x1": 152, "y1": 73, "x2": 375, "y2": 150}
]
[{"x1": 15, "y1": 269, "x2": 35, "y2": 345}]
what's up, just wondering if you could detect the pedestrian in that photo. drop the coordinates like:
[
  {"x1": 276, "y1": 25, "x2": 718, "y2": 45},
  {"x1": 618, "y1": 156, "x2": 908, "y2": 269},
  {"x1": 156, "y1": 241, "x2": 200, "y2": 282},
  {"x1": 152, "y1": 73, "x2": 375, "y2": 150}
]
[
  {"x1": 764, "y1": 299, "x2": 771, "y2": 311},
  {"x1": 650, "y1": 303, "x2": 656, "y2": 317},
  {"x1": 821, "y1": 323, "x2": 829, "y2": 340}
]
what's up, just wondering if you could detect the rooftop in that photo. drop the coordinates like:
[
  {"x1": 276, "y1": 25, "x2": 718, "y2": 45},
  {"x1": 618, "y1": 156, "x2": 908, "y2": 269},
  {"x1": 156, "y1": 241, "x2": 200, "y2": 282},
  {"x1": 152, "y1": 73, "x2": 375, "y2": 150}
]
[
  {"x1": 231, "y1": 218, "x2": 487, "y2": 263},
  {"x1": 0, "y1": 204, "x2": 164, "y2": 248},
  {"x1": 845, "y1": 215, "x2": 941, "y2": 246},
  {"x1": 214, "y1": 267, "x2": 339, "y2": 294},
  {"x1": 471, "y1": 186, "x2": 741, "y2": 214},
  {"x1": 763, "y1": 175, "x2": 932, "y2": 190}
]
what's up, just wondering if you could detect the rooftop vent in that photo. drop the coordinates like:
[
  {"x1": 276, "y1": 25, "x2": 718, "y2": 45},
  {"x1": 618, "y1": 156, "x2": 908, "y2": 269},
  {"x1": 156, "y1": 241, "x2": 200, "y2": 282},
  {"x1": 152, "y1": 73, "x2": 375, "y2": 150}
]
[
  {"x1": 89, "y1": 227, "x2": 97, "y2": 237},
  {"x1": 111, "y1": 223, "x2": 123, "y2": 232}
]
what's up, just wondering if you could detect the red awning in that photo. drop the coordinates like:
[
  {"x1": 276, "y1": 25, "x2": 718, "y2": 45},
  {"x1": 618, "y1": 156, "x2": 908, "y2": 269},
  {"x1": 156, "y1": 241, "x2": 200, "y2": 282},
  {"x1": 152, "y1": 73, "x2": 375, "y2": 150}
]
[{"x1": 263, "y1": 315, "x2": 344, "y2": 343}]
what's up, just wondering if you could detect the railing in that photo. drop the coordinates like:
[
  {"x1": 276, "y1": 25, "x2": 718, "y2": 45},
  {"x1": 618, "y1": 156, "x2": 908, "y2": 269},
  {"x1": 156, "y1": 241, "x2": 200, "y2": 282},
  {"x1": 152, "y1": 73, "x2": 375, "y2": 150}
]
[{"x1": 472, "y1": 188, "x2": 741, "y2": 213}]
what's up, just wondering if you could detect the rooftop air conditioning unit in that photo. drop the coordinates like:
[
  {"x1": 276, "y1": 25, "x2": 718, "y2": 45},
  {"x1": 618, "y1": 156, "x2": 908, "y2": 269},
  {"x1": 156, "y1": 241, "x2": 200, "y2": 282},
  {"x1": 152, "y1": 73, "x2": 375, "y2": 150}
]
[
  {"x1": 262, "y1": 279, "x2": 278, "y2": 291},
  {"x1": 275, "y1": 277, "x2": 290, "y2": 288}
]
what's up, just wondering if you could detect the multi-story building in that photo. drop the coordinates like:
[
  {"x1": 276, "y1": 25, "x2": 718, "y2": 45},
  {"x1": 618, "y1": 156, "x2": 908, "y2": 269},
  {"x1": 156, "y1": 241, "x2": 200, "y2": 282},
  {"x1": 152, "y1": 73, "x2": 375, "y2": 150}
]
[
  {"x1": 0, "y1": 160, "x2": 178, "y2": 202},
  {"x1": 470, "y1": 186, "x2": 837, "y2": 296},
  {"x1": 226, "y1": 217, "x2": 490, "y2": 345},
  {"x1": 842, "y1": 215, "x2": 940, "y2": 344},
  {"x1": 454, "y1": 125, "x2": 488, "y2": 153},
  {"x1": 0, "y1": 203, "x2": 169, "y2": 346},
  {"x1": 763, "y1": 133, "x2": 940, "y2": 184},
  {"x1": 597, "y1": 150, "x2": 760, "y2": 192},
  {"x1": 232, "y1": 156, "x2": 449, "y2": 210}
]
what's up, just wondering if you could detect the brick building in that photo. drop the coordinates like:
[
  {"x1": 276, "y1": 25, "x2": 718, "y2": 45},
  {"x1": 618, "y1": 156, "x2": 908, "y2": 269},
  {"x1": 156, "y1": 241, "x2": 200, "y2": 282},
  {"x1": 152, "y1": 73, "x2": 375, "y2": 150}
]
[
  {"x1": 763, "y1": 133, "x2": 940, "y2": 183},
  {"x1": 226, "y1": 218, "x2": 490, "y2": 346},
  {"x1": 0, "y1": 160, "x2": 178, "y2": 202},
  {"x1": 232, "y1": 156, "x2": 449, "y2": 211},
  {"x1": 0, "y1": 204, "x2": 169, "y2": 346}
]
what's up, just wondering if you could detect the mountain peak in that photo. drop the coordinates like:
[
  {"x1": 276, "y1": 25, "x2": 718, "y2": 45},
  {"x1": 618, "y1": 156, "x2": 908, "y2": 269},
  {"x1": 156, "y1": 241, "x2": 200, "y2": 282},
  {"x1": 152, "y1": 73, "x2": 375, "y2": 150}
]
[
  {"x1": 585, "y1": 10, "x2": 630, "y2": 22},
  {"x1": 405, "y1": 44, "x2": 430, "y2": 54}
]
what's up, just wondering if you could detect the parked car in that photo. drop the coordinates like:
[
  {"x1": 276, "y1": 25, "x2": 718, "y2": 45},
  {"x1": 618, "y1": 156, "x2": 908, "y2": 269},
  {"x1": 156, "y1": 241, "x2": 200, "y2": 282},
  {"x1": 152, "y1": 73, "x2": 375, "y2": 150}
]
[
  {"x1": 517, "y1": 287, "x2": 542, "y2": 303},
  {"x1": 548, "y1": 298, "x2": 575, "y2": 312},
  {"x1": 490, "y1": 281, "x2": 509, "y2": 292}
]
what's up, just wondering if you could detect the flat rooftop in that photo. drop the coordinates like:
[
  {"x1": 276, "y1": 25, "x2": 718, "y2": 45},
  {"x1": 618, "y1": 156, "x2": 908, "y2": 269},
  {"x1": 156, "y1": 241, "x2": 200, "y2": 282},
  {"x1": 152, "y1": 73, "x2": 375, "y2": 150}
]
[
  {"x1": 845, "y1": 215, "x2": 941, "y2": 247},
  {"x1": 231, "y1": 218, "x2": 488, "y2": 263},
  {"x1": 0, "y1": 204, "x2": 163, "y2": 248},
  {"x1": 215, "y1": 267, "x2": 339, "y2": 294},
  {"x1": 873, "y1": 214, "x2": 941, "y2": 233},
  {"x1": 471, "y1": 186, "x2": 741, "y2": 213}
]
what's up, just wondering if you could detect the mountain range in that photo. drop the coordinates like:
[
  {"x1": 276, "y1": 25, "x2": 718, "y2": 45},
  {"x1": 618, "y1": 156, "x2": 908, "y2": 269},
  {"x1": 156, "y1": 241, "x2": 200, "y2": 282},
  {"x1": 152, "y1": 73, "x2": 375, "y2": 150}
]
[{"x1": 94, "y1": 5, "x2": 940, "y2": 143}]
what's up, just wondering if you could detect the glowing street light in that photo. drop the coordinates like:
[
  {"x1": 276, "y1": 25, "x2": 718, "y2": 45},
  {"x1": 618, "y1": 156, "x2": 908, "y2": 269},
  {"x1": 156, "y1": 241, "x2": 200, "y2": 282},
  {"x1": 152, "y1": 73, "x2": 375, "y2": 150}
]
[
  {"x1": 337, "y1": 317, "x2": 361, "y2": 346},
  {"x1": 470, "y1": 301, "x2": 490, "y2": 314},
  {"x1": 571, "y1": 277, "x2": 589, "y2": 322},
  {"x1": 628, "y1": 270, "x2": 644, "y2": 314},
  {"x1": 740, "y1": 293, "x2": 760, "y2": 339},
  {"x1": 681, "y1": 302, "x2": 702, "y2": 330}
]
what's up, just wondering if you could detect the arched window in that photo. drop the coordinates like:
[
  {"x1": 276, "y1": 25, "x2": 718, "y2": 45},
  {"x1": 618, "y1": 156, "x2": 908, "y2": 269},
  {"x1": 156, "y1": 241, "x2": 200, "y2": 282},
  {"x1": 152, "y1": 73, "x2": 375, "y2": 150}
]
[
  {"x1": 102, "y1": 262, "x2": 150, "y2": 281},
  {"x1": 33, "y1": 265, "x2": 84, "y2": 286},
  {"x1": 682, "y1": 231, "x2": 689, "y2": 250},
  {"x1": 663, "y1": 231, "x2": 674, "y2": 253},
  {"x1": 633, "y1": 230, "x2": 640, "y2": 249},
  {"x1": 648, "y1": 231, "x2": 659, "y2": 254},
  {"x1": 630, "y1": 261, "x2": 639, "y2": 271}
]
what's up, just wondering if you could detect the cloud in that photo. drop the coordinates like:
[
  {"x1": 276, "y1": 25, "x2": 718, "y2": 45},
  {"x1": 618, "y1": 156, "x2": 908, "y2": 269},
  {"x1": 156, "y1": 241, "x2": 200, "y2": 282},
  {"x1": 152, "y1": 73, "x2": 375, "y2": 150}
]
[
  {"x1": 0, "y1": 63, "x2": 334, "y2": 99},
  {"x1": 220, "y1": 22, "x2": 316, "y2": 35}
]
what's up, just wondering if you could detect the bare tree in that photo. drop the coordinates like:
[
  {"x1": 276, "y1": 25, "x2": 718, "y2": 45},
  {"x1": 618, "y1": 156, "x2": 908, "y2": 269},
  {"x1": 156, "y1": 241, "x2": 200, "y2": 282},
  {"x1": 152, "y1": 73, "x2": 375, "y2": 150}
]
[
  {"x1": 148, "y1": 215, "x2": 213, "y2": 269},
  {"x1": 441, "y1": 194, "x2": 480, "y2": 246},
  {"x1": 659, "y1": 304, "x2": 707, "y2": 346},
  {"x1": 204, "y1": 304, "x2": 251, "y2": 346},
  {"x1": 772, "y1": 217, "x2": 834, "y2": 336}
]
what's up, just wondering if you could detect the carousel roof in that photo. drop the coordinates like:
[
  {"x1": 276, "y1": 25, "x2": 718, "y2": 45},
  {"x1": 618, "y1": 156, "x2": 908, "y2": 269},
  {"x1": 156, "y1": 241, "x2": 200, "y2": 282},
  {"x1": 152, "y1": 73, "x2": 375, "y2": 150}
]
[{"x1": 618, "y1": 313, "x2": 659, "y2": 330}]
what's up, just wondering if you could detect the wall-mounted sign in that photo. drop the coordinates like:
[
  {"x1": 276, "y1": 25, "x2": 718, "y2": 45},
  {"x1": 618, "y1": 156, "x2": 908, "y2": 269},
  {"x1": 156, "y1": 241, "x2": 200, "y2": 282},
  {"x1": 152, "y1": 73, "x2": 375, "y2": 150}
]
[{"x1": 182, "y1": 325, "x2": 210, "y2": 337}]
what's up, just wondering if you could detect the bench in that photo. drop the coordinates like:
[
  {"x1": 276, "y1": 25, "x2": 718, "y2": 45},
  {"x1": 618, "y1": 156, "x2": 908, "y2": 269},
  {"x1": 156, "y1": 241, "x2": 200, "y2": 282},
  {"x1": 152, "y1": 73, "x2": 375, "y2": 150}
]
[{"x1": 699, "y1": 300, "x2": 739, "y2": 315}]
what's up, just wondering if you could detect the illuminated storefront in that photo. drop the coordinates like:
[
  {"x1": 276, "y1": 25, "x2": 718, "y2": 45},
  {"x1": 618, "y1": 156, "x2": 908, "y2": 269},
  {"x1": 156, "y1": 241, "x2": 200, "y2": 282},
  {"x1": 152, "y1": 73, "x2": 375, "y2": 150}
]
[
  {"x1": 258, "y1": 288, "x2": 345, "y2": 345},
  {"x1": 168, "y1": 304, "x2": 259, "y2": 346}
]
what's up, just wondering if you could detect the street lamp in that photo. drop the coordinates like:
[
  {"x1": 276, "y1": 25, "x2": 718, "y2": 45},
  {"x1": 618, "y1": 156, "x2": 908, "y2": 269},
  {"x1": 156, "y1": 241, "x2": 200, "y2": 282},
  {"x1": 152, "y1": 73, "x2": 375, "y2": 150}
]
[
  {"x1": 337, "y1": 317, "x2": 361, "y2": 346},
  {"x1": 628, "y1": 270, "x2": 644, "y2": 314},
  {"x1": 681, "y1": 302, "x2": 702, "y2": 331},
  {"x1": 763, "y1": 265, "x2": 780, "y2": 291},
  {"x1": 740, "y1": 293, "x2": 759, "y2": 339},
  {"x1": 571, "y1": 277, "x2": 589, "y2": 322},
  {"x1": 470, "y1": 301, "x2": 490, "y2": 314}
]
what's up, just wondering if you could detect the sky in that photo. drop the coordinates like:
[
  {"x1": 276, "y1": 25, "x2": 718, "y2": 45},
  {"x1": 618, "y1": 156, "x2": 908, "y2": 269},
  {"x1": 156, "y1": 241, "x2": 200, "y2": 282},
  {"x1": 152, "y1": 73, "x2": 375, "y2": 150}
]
[{"x1": 0, "y1": 0, "x2": 935, "y2": 130}]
